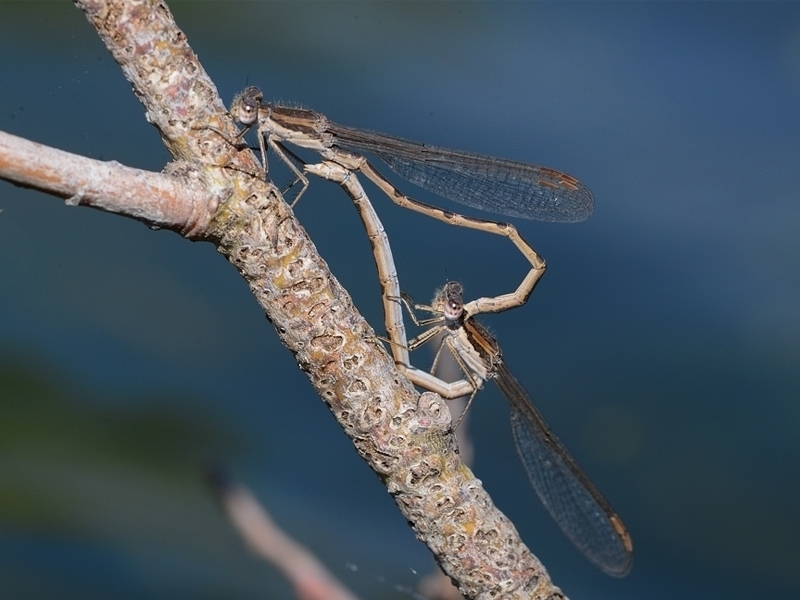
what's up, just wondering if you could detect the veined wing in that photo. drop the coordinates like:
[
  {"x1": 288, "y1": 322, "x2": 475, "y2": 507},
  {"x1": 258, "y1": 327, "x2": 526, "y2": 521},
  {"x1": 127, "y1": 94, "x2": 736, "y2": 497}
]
[
  {"x1": 494, "y1": 362, "x2": 633, "y2": 576},
  {"x1": 329, "y1": 123, "x2": 593, "y2": 223}
]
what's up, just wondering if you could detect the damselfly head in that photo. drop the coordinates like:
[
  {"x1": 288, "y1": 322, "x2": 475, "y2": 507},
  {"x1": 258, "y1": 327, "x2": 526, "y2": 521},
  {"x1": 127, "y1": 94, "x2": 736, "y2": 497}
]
[
  {"x1": 231, "y1": 86, "x2": 263, "y2": 126},
  {"x1": 432, "y1": 281, "x2": 465, "y2": 323}
]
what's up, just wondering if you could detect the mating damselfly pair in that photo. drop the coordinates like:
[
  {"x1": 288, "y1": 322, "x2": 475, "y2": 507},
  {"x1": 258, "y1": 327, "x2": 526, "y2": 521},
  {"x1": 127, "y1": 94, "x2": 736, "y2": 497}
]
[{"x1": 215, "y1": 86, "x2": 632, "y2": 577}]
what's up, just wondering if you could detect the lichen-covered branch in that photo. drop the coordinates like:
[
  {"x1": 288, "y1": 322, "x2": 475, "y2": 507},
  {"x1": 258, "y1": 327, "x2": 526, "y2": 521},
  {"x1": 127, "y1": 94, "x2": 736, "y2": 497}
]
[{"x1": 1, "y1": 1, "x2": 572, "y2": 597}]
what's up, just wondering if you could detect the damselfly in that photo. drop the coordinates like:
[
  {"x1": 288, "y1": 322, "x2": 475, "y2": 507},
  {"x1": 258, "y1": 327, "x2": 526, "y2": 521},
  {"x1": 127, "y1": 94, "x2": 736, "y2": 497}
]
[{"x1": 399, "y1": 281, "x2": 633, "y2": 577}]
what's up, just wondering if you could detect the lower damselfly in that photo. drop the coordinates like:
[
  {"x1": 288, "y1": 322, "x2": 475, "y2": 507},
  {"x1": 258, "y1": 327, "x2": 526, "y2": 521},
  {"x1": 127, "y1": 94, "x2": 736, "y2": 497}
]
[{"x1": 400, "y1": 281, "x2": 633, "y2": 577}]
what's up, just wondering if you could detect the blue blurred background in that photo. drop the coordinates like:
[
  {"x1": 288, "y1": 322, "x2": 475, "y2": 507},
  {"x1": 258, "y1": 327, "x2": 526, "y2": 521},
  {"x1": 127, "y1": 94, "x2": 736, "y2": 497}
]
[{"x1": 1, "y1": 2, "x2": 799, "y2": 599}]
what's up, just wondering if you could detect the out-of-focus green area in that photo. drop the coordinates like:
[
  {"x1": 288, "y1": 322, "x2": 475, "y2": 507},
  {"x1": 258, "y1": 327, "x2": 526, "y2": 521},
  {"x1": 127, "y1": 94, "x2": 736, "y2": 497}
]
[
  {"x1": 0, "y1": 348, "x2": 305, "y2": 599},
  {"x1": 0, "y1": 346, "x2": 239, "y2": 534}
]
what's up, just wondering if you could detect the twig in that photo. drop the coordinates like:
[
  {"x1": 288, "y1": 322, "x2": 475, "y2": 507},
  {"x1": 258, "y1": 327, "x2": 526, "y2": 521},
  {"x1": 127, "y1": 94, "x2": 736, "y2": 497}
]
[
  {"x1": 205, "y1": 465, "x2": 360, "y2": 600},
  {"x1": 0, "y1": 131, "x2": 215, "y2": 235}
]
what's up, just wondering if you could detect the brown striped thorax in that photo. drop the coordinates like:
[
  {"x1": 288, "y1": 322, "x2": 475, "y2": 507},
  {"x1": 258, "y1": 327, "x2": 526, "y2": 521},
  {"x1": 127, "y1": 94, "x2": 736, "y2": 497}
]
[{"x1": 231, "y1": 86, "x2": 334, "y2": 152}]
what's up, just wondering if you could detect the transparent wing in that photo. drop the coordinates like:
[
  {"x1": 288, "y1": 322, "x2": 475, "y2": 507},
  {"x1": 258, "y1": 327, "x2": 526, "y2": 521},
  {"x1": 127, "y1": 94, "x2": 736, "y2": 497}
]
[
  {"x1": 495, "y1": 362, "x2": 633, "y2": 576},
  {"x1": 329, "y1": 123, "x2": 593, "y2": 223}
]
